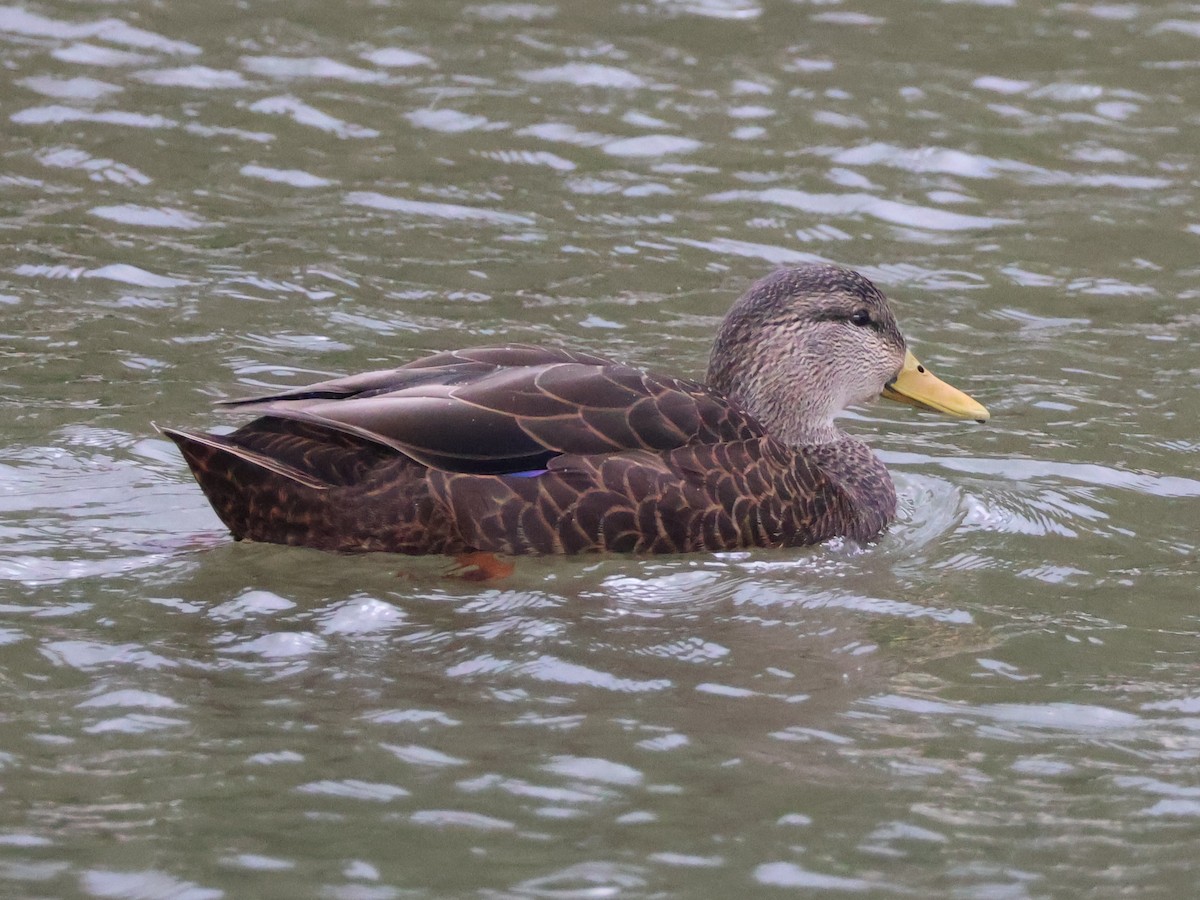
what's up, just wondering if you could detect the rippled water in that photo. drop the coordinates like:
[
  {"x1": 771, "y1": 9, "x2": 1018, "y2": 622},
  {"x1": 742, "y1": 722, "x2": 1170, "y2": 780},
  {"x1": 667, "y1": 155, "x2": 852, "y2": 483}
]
[{"x1": 3, "y1": 1, "x2": 1200, "y2": 896}]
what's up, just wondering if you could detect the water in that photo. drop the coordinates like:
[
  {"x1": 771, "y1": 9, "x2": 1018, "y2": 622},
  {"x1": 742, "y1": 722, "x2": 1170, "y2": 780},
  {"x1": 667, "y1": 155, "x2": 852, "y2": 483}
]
[{"x1": 2, "y1": 0, "x2": 1199, "y2": 896}]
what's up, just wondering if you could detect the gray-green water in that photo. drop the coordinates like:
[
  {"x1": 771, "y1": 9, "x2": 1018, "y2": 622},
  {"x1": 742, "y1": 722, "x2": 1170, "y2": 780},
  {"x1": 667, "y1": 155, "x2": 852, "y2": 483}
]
[{"x1": 3, "y1": 1, "x2": 1199, "y2": 896}]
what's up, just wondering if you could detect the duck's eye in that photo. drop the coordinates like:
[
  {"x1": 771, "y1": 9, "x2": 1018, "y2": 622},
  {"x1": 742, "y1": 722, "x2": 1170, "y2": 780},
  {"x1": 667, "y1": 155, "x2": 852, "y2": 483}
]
[{"x1": 849, "y1": 309, "x2": 872, "y2": 327}]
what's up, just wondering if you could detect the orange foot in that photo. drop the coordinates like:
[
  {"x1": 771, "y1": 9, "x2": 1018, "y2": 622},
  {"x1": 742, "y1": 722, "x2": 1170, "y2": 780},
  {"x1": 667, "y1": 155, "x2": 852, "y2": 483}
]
[{"x1": 451, "y1": 551, "x2": 516, "y2": 582}]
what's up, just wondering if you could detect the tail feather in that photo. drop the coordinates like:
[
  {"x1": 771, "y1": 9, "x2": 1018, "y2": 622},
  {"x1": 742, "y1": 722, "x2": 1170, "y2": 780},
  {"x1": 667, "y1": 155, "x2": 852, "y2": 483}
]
[
  {"x1": 158, "y1": 426, "x2": 332, "y2": 490},
  {"x1": 159, "y1": 425, "x2": 339, "y2": 544},
  {"x1": 158, "y1": 422, "x2": 459, "y2": 553}
]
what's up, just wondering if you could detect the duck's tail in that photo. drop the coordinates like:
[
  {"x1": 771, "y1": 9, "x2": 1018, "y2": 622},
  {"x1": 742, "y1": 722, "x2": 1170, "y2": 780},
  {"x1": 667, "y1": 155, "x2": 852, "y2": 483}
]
[
  {"x1": 157, "y1": 422, "x2": 452, "y2": 554},
  {"x1": 160, "y1": 426, "x2": 334, "y2": 489},
  {"x1": 158, "y1": 425, "x2": 335, "y2": 544}
]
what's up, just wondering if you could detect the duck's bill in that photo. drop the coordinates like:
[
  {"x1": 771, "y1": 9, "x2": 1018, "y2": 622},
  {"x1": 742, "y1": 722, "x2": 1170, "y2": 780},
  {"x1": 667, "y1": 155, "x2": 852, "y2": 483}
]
[{"x1": 882, "y1": 351, "x2": 990, "y2": 422}]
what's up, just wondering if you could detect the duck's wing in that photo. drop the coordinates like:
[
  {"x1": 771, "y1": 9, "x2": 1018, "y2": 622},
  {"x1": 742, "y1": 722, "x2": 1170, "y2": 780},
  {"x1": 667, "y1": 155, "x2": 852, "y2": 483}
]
[
  {"x1": 219, "y1": 345, "x2": 766, "y2": 475},
  {"x1": 219, "y1": 345, "x2": 618, "y2": 405}
]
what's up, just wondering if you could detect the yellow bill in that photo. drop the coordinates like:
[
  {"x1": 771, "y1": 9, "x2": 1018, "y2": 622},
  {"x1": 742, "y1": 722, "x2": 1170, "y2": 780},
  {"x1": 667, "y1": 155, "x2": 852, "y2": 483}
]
[{"x1": 881, "y1": 351, "x2": 989, "y2": 422}]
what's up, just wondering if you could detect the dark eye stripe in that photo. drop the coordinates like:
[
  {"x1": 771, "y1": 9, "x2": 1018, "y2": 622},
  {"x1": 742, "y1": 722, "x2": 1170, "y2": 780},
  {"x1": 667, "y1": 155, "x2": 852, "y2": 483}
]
[{"x1": 808, "y1": 308, "x2": 885, "y2": 332}]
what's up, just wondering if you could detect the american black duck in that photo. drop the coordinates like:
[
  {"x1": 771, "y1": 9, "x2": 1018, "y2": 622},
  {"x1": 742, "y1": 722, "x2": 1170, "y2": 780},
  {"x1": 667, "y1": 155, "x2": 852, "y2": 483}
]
[{"x1": 162, "y1": 264, "x2": 988, "y2": 556}]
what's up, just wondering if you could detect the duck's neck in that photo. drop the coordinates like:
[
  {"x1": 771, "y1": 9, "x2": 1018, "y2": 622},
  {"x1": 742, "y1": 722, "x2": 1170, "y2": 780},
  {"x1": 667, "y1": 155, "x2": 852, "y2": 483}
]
[
  {"x1": 782, "y1": 416, "x2": 843, "y2": 448},
  {"x1": 706, "y1": 324, "x2": 852, "y2": 448},
  {"x1": 709, "y1": 368, "x2": 846, "y2": 447}
]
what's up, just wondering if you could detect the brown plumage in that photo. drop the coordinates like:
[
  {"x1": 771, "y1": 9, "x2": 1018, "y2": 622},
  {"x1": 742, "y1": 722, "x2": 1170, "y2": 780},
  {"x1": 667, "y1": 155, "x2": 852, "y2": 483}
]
[{"x1": 162, "y1": 264, "x2": 988, "y2": 556}]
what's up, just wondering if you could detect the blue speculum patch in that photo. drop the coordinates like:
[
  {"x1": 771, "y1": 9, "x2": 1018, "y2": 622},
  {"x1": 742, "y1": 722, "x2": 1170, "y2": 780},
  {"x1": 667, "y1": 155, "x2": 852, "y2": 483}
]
[{"x1": 507, "y1": 469, "x2": 548, "y2": 478}]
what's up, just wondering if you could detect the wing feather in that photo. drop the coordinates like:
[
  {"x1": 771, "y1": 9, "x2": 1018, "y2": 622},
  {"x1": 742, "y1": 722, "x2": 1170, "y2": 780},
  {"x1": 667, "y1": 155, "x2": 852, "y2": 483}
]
[{"x1": 216, "y1": 345, "x2": 766, "y2": 475}]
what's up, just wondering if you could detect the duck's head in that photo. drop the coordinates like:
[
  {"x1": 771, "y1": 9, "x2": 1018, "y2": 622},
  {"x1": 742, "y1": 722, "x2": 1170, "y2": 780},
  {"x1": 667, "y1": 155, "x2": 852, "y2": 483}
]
[{"x1": 706, "y1": 264, "x2": 989, "y2": 446}]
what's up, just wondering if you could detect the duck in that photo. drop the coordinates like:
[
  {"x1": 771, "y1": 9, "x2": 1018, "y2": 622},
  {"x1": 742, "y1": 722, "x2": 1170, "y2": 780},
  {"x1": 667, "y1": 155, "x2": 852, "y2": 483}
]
[{"x1": 161, "y1": 264, "x2": 989, "y2": 557}]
